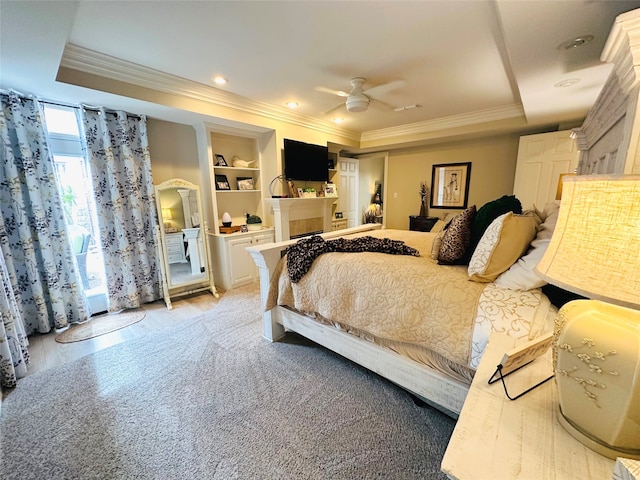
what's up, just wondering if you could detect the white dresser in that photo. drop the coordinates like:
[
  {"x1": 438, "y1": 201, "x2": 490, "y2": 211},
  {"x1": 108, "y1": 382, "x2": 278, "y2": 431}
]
[{"x1": 165, "y1": 232, "x2": 186, "y2": 264}]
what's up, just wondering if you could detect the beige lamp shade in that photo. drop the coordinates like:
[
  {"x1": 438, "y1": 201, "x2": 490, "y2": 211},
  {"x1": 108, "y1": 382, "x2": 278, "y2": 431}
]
[
  {"x1": 535, "y1": 175, "x2": 640, "y2": 310},
  {"x1": 535, "y1": 174, "x2": 640, "y2": 460},
  {"x1": 161, "y1": 208, "x2": 173, "y2": 220}
]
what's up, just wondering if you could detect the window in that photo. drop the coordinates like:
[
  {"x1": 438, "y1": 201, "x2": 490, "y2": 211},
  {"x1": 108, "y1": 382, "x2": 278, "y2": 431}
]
[{"x1": 43, "y1": 104, "x2": 107, "y2": 313}]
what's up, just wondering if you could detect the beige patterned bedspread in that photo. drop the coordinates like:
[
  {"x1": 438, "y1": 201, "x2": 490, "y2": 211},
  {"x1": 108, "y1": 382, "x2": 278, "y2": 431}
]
[{"x1": 267, "y1": 229, "x2": 487, "y2": 368}]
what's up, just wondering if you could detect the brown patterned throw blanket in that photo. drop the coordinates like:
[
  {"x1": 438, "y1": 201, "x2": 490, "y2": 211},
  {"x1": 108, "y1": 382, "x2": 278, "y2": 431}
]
[{"x1": 286, "y1": 235, "x2": 419, "y2": 283}]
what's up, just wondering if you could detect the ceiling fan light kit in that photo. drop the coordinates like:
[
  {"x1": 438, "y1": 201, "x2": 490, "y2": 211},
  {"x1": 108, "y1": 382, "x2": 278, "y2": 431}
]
[
  {"x1": 317, "y1": 76, "x2": 407, "y2": 114},
  {"x1": 346, "y1": 95, "x2": 370, "y2": 112}
]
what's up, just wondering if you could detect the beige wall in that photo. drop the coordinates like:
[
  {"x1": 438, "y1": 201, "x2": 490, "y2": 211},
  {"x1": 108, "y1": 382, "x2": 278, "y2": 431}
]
[
  {"x1": 146, "y1": 119, "x2": 523, "y2": 231},
  {"x1": 147, "y1": 119, "x2": 201, "y2": 186},
  {"x1": 357, "y1": 153, "x2": 386, "y2": 221},
  {"x1": 384, "y1": 134, "x2": 521, "y2": 230}
]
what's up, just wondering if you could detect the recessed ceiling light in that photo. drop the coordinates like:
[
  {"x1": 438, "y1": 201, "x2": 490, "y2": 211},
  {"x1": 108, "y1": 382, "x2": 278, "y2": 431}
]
[
  {"x1": 332, "y1": 118, "x2": 344, "y2": 124},
  {"x1": 285, "y1": 101, "x2": 299, "y2": 109},
  {"x1": 213, "y1": 76, "x2": 227, "y2": 85},
  {"x1": 555, "y1": 78, "x2": 581, "y2": 88},
  {"x1": 556, "y1": 35, "x2": 594, "y2": 50}
]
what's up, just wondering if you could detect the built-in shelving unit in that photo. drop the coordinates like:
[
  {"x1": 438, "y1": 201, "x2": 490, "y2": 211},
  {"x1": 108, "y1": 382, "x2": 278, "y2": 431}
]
[{"x1": 195, "y1": 122, "x2": 277, "y2": 290}]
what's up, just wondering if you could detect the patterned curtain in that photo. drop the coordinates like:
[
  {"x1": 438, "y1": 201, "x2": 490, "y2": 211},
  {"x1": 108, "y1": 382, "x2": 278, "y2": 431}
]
[
  {"x1": 0, "y1": 242, "x2": 28, "y2": 388},
  {"x1": 0, "y1": 91, "x2": 87, "y2": 344},
  {"x1": 80, "y1": 108, "x2": 161, "y2": 312}
]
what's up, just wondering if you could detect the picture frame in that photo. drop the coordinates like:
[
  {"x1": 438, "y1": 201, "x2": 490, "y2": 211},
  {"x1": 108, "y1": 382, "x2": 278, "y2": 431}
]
[
  {"x1": 430, "y1": 162, "x2": 471, "y2": 209},
  {"x1": 236, "y1": 177, "x2": 255, "y2": 191},
  {"x1": 214, "y1": 154, "x2": 228, "y2": 167},
  {"x1": 214, "y1": 174, "x2": 231, "y2": 190},
  {"x1": 324, "y1": 183, "x2": 338, "y2": 197}
]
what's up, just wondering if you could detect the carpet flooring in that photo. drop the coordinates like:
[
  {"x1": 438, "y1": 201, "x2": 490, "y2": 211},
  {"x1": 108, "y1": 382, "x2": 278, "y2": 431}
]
[{"x1": 0, "y1": 283, "x2": 456, "y2": 479}]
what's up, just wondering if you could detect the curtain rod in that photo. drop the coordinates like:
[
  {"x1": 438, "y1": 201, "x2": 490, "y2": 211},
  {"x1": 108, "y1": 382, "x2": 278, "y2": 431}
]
[
  {"x1": 80, "y1": 105, "x2": 144, "y2": 120},
  {"x1": 1, "y1": 88, "x2": 143, "y2": 119}
]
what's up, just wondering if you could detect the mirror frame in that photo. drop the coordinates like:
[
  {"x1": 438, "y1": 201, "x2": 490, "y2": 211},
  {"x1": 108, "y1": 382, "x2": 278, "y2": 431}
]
[{"x1": 154, "y1": 178, "x2": 218, "y2": 309}]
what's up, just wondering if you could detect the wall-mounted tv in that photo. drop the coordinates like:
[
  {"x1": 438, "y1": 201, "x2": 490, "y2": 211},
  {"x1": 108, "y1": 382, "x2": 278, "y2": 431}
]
[{"x1": 283, "y1": 138, "x2": 329, "y2": 182}]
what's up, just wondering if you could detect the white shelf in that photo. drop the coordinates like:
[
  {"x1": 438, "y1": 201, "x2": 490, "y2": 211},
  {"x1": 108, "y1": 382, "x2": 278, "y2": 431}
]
[
  {"x1": 214, "y1": 189, "x2": 261, "y2": 193},
  {"x1": 214, "y1": 166, "x2": 259, "y2": 172}
]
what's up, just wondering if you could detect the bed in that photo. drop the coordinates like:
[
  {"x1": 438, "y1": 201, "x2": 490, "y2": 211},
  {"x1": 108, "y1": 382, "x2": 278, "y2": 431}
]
[{"x1": 248, "y1": 202, "x2": 560, "y2": 417}]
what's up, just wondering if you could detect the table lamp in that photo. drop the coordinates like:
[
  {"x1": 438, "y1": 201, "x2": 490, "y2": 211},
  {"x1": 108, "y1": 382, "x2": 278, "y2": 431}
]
[
  {"x1": 161, "y1": 208, "x2": 173, "y2": 229},
  {"x1": 535, "y1": 175, "x2": 640, "y2": 460}
]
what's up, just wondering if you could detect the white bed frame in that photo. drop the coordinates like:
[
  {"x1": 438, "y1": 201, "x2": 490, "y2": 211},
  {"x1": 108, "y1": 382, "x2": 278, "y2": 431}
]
[{"x1": 247, "y1": 224, "x2": 469, "y2": 417}]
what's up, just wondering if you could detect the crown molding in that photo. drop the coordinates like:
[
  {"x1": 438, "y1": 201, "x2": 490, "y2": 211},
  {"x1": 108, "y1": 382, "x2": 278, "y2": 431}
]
[
  {"x1": 601, "y1": 8, "x2": 640, "y2": 94},
  {"x1": 59, "y1": 44, "x2": 360, "y2": 141},
  {"x1": 60, "y1": 44, "x2": 525, "y2": 145},
  {"x1": 361, "y1": 104, "x2": 525, "y2": 143}
]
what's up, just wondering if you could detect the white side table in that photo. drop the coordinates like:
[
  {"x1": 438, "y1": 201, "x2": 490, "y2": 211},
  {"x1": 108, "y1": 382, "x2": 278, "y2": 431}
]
[{"x1": 441, "y1": 332, "x2": 615, "y2": 479}]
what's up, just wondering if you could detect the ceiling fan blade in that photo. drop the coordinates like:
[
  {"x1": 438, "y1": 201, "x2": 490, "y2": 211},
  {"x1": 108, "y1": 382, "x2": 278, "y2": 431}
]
[
  {"x1": 370, "y1": 97, "x2": 397, "y2": 111},
  {"x1": 393, "y1": 103, "x2": 423, "y2": 112},
  {"x1": 363, "y1": 79, "x2": 407, "y2": 98},
  {"x1": 314, "y1": 85, "x2": 349, "y2": 97},
  {"x1": 322, "y1": 102, "x2": 345, "y2": 116}
]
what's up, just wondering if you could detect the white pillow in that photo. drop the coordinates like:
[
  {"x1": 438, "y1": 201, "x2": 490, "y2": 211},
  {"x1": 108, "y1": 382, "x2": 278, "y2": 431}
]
[{"x1": 494, "y1": 202, "x2": 560, "y2": 290}]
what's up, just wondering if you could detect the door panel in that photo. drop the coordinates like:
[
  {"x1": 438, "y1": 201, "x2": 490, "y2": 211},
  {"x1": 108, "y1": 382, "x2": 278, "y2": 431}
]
[
  {"x1": 513, "y1": 130, "x2": 579, "y2": 208},
  {"x1": 337, "y1": 158, "x2": 359, "y2": 228}
]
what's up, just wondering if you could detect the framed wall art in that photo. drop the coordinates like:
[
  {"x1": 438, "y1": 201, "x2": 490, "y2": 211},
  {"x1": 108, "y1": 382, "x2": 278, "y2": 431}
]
[
  {"x1": 236, "y1": 177, "x2": 255, "y2": 190},
  {"x1": 430, "y1": 162, "x2": 471, "y2": 209},
  {"x1": 324, "y1": 183, "x2": 338, "y2": 197},
  {"x1": 215, "y1": 174, "x2": 231, "y2": 190},
  {"x1": 214, "y1": 154, "x2": 228, "y2": 167}
]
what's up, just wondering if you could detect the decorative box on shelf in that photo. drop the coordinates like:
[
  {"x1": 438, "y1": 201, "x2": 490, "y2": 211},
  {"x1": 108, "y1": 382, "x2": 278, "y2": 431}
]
[{"x1": 219, "y1": 225, "x2": 241, "y2": 234}]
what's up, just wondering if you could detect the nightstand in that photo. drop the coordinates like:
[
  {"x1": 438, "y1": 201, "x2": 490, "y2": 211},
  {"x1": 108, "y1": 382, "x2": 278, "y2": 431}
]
[
  {"x1": 409, "y1": 215, "x2": 438, "y2": 232},
  {"x1": 441, "y1": 333, "x2": 615, "y2": 479}
]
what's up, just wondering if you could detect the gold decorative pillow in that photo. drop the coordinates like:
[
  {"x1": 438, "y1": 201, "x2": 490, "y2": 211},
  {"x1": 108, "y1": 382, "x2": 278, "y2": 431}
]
[
  {"x1": 495, "y1": 202, "x2": 561, "y2": 290},
  {"x1": 430, "y1": 231, "x2": 445, "y2": 259},
  {"x1": 429, "y1": 219, "x2": 447, "y2": 233},
  {"x1": 468, "y1": 212, "x2": 537, "y2": 282}
]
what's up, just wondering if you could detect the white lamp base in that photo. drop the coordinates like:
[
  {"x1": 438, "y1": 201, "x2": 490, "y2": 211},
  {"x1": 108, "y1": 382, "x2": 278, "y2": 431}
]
[
  {"x1": 554, "y1": 299, "x2": 640, "y2": 460},
  {"x1": 557, "y1": 406, "x2": 640, "y2": 460}
]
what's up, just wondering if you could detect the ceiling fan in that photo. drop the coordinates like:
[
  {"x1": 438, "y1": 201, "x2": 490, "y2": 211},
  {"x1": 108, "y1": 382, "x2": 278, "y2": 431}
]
[{"x1": 315, "y1": 77, "x2": 408, "y2": 113}]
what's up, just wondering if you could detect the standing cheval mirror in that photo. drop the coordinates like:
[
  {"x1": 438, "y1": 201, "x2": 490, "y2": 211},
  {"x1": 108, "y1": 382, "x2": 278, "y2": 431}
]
[{"x1": 155, "y1": 178, "x2": 218, "y2": 309}]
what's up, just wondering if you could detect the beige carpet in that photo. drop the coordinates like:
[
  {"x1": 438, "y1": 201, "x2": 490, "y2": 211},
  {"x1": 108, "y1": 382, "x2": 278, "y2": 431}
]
[
  {"x1": 2, "y1": 283, "x2": 455, "y2": 479},
  {"x1": 55, "y1": 311, "x2": 145, "y2": 343}
]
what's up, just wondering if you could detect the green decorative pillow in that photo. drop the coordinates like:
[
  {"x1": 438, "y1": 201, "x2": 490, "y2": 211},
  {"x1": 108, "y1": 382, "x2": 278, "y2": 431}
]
[
  {"x1": 437, "y1": 205, "x2": 476, "y2": 265},
  {"x1": 466, "y1": 195, "x2": 522, "y2": 262}
]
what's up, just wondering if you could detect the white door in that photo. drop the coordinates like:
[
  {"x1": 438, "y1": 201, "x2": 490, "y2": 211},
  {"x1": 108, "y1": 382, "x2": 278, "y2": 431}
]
[
  {"x1": 513, "y1": 130, "x2": 579, "y2": 209},
  {"x1": 337, "y1": 157, "x2": 359, "y2": 228}
]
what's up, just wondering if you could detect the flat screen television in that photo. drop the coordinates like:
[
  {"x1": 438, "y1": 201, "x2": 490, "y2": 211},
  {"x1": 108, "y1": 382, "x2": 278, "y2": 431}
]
[{"x1": 283, "y1": 138, "x2": 329, "y2": 182}]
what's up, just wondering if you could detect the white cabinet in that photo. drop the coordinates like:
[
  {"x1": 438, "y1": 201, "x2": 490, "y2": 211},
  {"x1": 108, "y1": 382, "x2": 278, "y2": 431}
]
[{"x1": 210, "y1": 229, "x2": 275, "y2": 291}]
